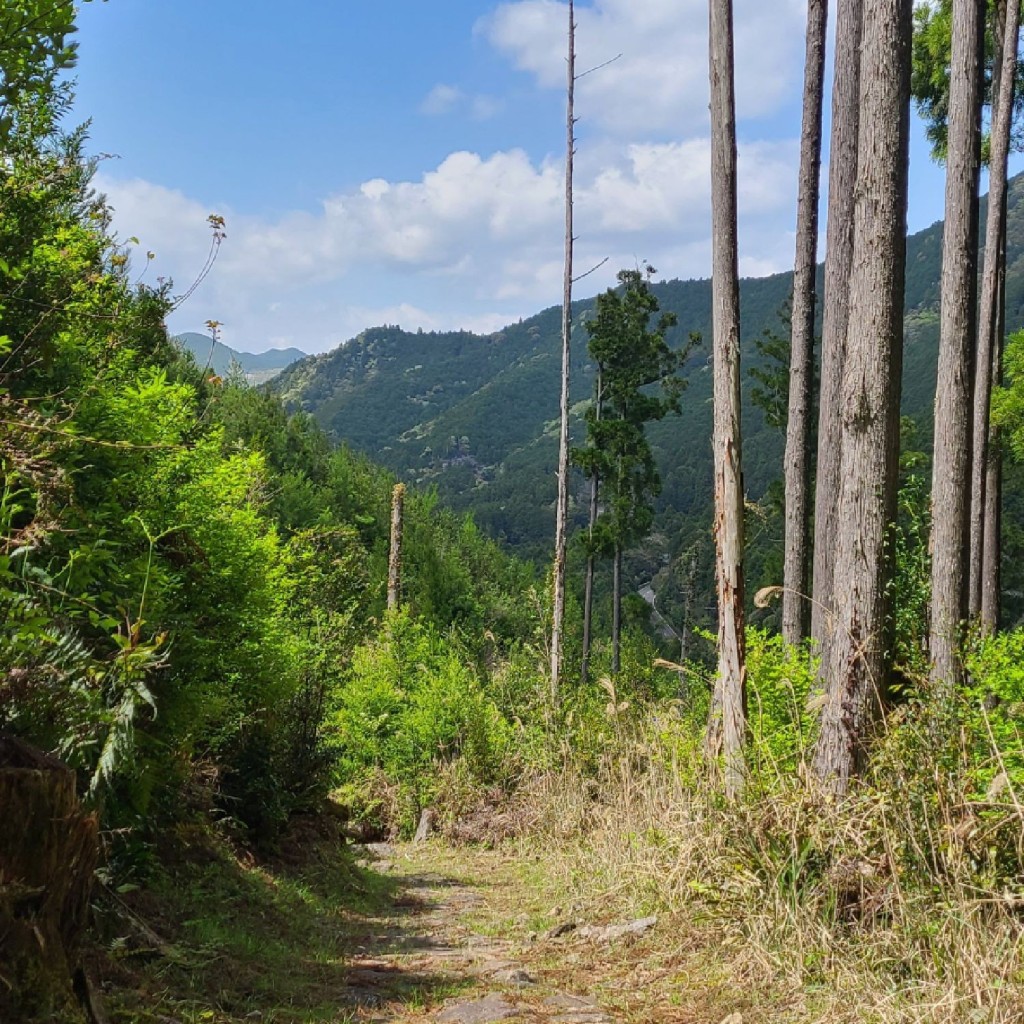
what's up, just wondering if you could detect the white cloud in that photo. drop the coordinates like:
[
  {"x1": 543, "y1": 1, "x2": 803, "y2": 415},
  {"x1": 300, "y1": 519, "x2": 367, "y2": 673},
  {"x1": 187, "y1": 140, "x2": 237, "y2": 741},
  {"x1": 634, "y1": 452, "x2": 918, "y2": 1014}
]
[
  {"x1": 421, "y1": 83, "x2": 503, "y2": 120},
  {"x1": 480, "y1": 0, "x2": 806, "y2": 136},
  {"x1": 97, "y1": 126, "x2": 800, "y2": 353},
  {"x1": 421, "y1": 84, "x2": 464, "y2": 115}
]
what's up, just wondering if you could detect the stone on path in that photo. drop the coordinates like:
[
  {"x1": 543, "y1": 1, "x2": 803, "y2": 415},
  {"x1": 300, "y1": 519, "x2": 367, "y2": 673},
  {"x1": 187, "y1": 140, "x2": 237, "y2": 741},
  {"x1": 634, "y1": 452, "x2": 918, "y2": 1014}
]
[
  {"x1": 435, "y1": 992, "x2": 519, "y2": 1023},
  {"x1": 489, "y1": 966, "x2": 535, "y2": 986},
  {"x1": 576, "y1": 915, "x2": 657, "y2": 942},
  {"x1": 543, "y1": 993, "x2": 611, "y2": 1023}
]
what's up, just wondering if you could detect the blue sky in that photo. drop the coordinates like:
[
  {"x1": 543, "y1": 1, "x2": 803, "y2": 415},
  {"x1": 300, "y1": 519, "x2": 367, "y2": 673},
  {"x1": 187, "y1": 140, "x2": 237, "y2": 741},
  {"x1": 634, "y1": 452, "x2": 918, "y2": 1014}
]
[{"x1": 69, "y1": 0, "x2": 1003, "y2": 355}]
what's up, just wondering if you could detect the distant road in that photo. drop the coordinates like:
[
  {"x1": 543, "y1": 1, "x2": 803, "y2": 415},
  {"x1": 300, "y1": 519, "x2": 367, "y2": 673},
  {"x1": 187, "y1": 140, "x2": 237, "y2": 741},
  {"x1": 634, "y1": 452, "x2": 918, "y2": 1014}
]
[{"x1": 639, "y1": 582, "x2": 680, "y2": 643}]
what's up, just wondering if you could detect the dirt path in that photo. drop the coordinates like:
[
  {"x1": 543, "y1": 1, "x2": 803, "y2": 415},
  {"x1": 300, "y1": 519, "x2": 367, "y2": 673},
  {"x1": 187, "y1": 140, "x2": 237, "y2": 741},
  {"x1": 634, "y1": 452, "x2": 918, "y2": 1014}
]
[
  {"x1": 344, "y1": 842, "x2": 630, "y2": 1024},
  {"x1": 101, "y1": 829, "x2": 737, "y2": 1024}
]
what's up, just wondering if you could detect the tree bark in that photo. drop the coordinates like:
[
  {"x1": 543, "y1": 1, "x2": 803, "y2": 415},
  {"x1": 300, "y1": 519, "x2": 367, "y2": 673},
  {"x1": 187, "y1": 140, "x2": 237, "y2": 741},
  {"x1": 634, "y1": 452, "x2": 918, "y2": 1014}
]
[
  {"x1": 811, "y1": 0, "x2": 864, "y2": 651},
  {"x1": 581, "y1": 370, "x2": 602, "y2": 685},
  {"x1": 612, "y1": 541, "x2": 622, "y2": 675},
  {"x1": 970, "y1": 0, "x2": 1018, "y2": 624},
  {"x1": 0, "y1": 735, "x2": 98, "y2": 1022},
  {"x1": 550, "y1": 0, "x2": 575, "y2": 703},
  {"x1": 982, "y1": 264, "x2": 1007, "y2": 630},
  {"x1": 782, "y1": 0, "x2": 829, "y2": 646},
  {"x1": 387, "y1": 482, "x2": 405, "y2": 611},
  {"x1": 929, "y1": 0, "x2": 983, "y2": 685},
  {"x1": 813, "y1": 0, "x2": 912, "y2": 794},
  {"x1": 706, "y1": 0, "x2": 747, "y2": 799}
]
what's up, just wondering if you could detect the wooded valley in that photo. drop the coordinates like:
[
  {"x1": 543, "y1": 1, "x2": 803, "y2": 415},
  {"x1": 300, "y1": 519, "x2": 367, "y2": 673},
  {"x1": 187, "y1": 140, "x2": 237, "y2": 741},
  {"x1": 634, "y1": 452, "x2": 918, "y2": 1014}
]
[{"x1": 5, "y1": 1, "x2": 1024, "y2": 1022}]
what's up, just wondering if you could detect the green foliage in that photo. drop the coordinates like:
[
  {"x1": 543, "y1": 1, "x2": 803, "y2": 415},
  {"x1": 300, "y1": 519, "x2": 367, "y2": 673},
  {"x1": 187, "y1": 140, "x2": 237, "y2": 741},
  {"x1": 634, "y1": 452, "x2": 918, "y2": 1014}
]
[
  {"x1": 911, "y1": 0, "x2": 1024, "y2": 162},
  {"x1": 0, "y1": 0, "x2": 89, "y2": 142},
  {"x1": 993, "y1": 330, "x2": 1024, "y2": 456},
  {"x1": 745, "y1": 629, "x2": 817, "y2": 771},
  {"x1": 964, "y1": 629, "x2": 1024, "y2": 792},
  {"x1": 573, "y1": 267, "x2": 690, "y2": 557},
  {"x1": 889, "y1": 470, "x2": 933, "y2": 678},
  {"x1": 330, "y1": 611, "x2": 515, "y2": 834},
  {"x1": 747, "y1": 302, "x2": 808, "y2": 432},
  {"x1": 0, "y1": 26, "x2": 544, "y2": 858}
]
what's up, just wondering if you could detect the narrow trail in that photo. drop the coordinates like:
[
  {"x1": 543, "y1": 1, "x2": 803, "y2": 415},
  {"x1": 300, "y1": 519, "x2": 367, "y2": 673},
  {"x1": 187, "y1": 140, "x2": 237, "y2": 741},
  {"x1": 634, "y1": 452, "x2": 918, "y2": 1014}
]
[{"x1": 345, "y1": 842, "x2": 624, "y2": 1024}]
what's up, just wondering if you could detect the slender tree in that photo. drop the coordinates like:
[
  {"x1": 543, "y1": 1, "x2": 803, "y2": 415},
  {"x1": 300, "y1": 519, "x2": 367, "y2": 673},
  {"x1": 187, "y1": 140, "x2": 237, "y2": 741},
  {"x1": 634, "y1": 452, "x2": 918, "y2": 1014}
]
[
  {"x1": 707, "y1": 0, "x2": 747, "y2": 798},
  {"x1": 580, "y1": 367, "x2": 603, "y2": 685},
  {"x1": 970, "y1": 0, "x2": 1019, "y2": 626},
  {"x1": 782, "y1": 0, "x2": 829, "y2": 645},
  {"x1": 929, "y1": 0, "x2": 983, "y2": 684},
  {"x1": 981, "y1": 261, "x2": 1006, "y2": 628},
  {"x1": 573, "y1": 269, "x2": 685, "y2": 674},
  {"x1": 550, "y1": 0, "x2": 575, "y2": 702},
  {"x1": 813, "y1": 0, "x2": 912, "y2": 793},
  {"x1": 810, "y1": 0, "x2": 864, "y2": 650}
]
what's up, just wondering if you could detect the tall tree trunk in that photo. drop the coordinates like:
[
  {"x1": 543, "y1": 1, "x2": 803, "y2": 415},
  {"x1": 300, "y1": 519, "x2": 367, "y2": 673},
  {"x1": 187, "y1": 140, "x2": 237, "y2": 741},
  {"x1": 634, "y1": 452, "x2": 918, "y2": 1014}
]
[
  {"x1": 706, "y1": 0, "x2": 747, "y2": 799},
  {"x1": 581, "y1": 369, "x2": 603, "y2": 685},
  {"x1": 813, "y1": 0, "x2": 912, "y2": 794},
  {"x1": 929, "y1": 0, "x2": 984, "y2": 685},
  {"x1": 550, "y1": 0, "x2": 576, "y2": 703},
  {"x1": 982, "y1": 264, "x2": 1007, "y2": 630},
  {"x1": 970, "y1": 0, "x2": 1018, "y2": 624},
  {"x1": 810, "y1": 0, "x2": 864, "y2": 650},
  {"x1": 387, "y1": 482, "x2": 405, "y2": 611},
  {"x1": 782, "y1": 0, "x2": 829, "y2": 646},
  {"x1": 981, "y1": 435, "x2": 1002, "y2": 629},
  {"x1": 612, "y1": 541, "x2": 622, "y2": 675}
]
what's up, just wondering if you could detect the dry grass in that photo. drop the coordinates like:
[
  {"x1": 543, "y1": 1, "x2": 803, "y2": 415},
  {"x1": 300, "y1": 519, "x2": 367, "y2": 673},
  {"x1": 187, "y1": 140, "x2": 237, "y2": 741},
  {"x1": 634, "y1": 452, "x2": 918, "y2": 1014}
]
[{"x1": 510, "y1": 714, "x2": 1024, "y2": 1024}]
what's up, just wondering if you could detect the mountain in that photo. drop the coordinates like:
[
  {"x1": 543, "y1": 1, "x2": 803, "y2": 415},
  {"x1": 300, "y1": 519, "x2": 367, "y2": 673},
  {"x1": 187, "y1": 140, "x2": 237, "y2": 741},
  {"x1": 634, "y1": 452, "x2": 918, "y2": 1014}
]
[
  {"x1": 175, "y1": 332, "x2": 306, "y2": 384},
  {"x1": 274, "y1": 173, "x2": 1024, "y2": 628}
]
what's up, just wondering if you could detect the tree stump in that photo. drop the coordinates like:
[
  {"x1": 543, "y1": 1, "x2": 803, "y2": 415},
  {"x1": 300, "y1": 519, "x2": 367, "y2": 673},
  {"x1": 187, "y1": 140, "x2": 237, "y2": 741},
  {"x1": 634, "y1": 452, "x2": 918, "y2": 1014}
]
[{"x1": 0, "y1": 733, "x2": 98, "y2": 1021}]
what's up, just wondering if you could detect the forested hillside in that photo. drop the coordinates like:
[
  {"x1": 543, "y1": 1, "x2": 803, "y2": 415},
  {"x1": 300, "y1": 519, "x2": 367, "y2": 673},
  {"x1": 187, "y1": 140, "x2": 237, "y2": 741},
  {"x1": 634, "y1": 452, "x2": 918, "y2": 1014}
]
[
  {"x1": 274, "y1": 176, "x2": 1023, "y2": 630},
  {"x1": 8, "y1": 2, "x2": 1024, "y2": 1023}
]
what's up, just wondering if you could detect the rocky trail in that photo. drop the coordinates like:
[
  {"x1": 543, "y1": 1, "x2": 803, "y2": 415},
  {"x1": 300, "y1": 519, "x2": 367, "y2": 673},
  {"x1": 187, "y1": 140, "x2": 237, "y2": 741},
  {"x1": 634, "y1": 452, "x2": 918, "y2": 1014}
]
[
  {"x1": 101, "y1": 829, "x2": 748, "y2": 1024},
  {"x1": 338, "y1": 842, "x2": 673, "y2": 1024}
]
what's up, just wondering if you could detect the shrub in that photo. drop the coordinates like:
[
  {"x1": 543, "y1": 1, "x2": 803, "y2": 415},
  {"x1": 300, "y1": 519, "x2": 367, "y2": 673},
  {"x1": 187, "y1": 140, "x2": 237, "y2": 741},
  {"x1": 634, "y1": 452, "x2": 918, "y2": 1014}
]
[{"x1": 330, "y1": 610, "x2": 513, "y2": 835}]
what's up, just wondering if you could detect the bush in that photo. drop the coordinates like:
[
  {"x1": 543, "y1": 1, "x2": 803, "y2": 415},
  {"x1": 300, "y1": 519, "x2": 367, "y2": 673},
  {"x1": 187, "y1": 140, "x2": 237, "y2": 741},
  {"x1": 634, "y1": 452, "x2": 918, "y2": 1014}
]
[{"x1": 330, "y1": 610, "x2": 514, "y2": 835}]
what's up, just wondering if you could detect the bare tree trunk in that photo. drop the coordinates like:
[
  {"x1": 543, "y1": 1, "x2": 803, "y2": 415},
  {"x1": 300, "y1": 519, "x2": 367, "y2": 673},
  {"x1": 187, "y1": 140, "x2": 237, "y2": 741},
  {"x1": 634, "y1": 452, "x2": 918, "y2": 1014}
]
[
  {"x1": 612, "y1": 541, "x2": 622, "y2": 675},
  {"x1": 982, "y1": 433, "x2": 1002, "y2": 629},
  {"x1": 929, "y1": 0, "x2": 983, "y2": 685},
  {"x1": 811, "y1": 0, "x2": 864, "y2": 650},
  {"x1": 387, "y1": 483, "x2": 405, "y2": 611},
  {"x1": 813, "y1": 0, "x2": 912, "y2": 794},
  {"x1": 982, "y1": 264, "x2": 1007, "y2": 630},
  {"x1": 550, "y1": 0, "x2": 576, "y2": 703},
  {"x1": 783, "y1": 0, "x2": 829, "y2": 646},
  {"x1": 706, "y1": 0, "x2": 747, "y2": 799},
  {"x1": 581, "y1": 370, "x2": 602, "y2": 685},
  {"x1": 970, "y1": 0, "x2": 1018, "y2": 622}
]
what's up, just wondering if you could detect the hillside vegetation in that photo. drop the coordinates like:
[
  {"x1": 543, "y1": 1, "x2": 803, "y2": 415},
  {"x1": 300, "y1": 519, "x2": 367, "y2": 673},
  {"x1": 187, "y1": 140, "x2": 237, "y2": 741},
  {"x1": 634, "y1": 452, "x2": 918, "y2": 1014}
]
[
  {"x1": 274, "y1": 182, "x2": 1024, "y2": 631},
  {"x1": 5, "y1": 5, "x2": 1024, "y2": 1024}
]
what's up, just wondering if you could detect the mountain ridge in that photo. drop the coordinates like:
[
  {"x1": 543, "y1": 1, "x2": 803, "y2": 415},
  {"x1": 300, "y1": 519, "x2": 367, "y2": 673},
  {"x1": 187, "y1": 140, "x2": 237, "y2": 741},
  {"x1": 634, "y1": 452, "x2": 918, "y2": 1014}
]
[
  {"x1": 273, "y1": 172, "x2": 1024, "y2": 626},
  {"x1": 175, "y1": 332, "x2": 306, "y2": 383}
]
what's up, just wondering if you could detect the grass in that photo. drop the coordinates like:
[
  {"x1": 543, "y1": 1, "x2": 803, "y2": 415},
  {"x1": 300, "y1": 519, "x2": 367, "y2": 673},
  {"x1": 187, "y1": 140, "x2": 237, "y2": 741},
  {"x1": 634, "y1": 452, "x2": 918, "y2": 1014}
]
[
  {"x1": 504, "y1": 716, "x2": 1024, "y2": 1024},
  {"x1": 91, "y1": 815, "x2": 474, "y2": 1024}
]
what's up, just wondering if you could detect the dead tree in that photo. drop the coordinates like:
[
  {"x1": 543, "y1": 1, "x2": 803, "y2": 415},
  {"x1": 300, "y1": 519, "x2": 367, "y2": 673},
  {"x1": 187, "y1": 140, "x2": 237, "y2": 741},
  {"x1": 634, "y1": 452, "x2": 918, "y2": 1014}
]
[
  {"x1": 387, "y1": 482, "x2": 405, "y2": 611},
  {"x1": 550, "y1": 0, "x2": 576, "y2": 703}
]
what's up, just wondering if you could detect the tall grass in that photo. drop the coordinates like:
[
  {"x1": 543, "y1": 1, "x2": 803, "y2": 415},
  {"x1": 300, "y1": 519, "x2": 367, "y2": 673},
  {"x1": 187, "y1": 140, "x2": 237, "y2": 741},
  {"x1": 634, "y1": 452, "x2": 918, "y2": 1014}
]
[{"x1": 518, "y1": 649, "x2": 1024, "y2": 1023}]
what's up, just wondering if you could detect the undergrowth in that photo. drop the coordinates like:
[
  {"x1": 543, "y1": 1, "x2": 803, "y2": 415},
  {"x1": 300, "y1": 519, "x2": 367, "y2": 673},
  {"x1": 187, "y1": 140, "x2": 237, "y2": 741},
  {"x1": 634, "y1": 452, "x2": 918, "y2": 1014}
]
[{"x1": 508, "y1": 630, "x2": 1024, "y2": 1023}]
